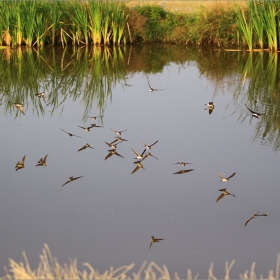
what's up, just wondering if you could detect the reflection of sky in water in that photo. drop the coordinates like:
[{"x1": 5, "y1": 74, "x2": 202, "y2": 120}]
[{"x1": 0, "y1": 61, "x2": 279, "y2": 278}]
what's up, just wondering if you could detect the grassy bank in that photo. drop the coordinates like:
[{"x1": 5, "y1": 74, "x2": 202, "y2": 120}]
[
  {"x1": 1, "y1": 244, "x2": 280, "y2": 279},
  {"x1": 0, "y1": 0, "x2": 280, "y2": 50}
]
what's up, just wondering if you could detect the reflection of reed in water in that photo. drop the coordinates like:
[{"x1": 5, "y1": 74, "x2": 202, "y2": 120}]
[
  {"x1": 2, "y1": 244, "x2": 280, "y2": 279},
  {"x1": 0, "y1": 46, "x2": 127, "y2": 119},
  {"x1": 235, "y1": 52, "x2": 280, "y2": 151}
]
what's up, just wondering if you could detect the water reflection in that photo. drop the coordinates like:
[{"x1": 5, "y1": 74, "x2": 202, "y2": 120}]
[{"x1": 1, "y1": 45, "x2": 280, "y2": 277}]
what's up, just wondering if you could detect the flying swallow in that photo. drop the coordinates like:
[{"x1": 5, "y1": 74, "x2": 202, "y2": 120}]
[
  {"x1": 148, "y1": 81, "x2": 164, "y2": 92},
  {"x1": 111, "y1": 136, "x2": 128, "y2": 144},
  {"x1": 216, "y1": 171, "x2": 236, "y2": 182},
  {"x1": 60, "y1": 128, "x2": 82, "y2": 138},
  {"x1": 110, "y1": 128, "x2": 128, "y2": 136},
  {"x1": 105, "y1": 141, "x2": 123, "y2": 149},
  {"x1": 15, "y1": 155, "x2": 26, "y2": 171},
  {"x1": 78, "y1": 143, "x2": 95, "y2": 152},
  {"x1": 173, "y1": 169, "x2": 194, "y2": 174},
  {"x1": 216, "y1": 188, "x2": 235, "y2": 203},
  {"x1": 149, "y1": 236, "x2": 164, "y2": 249},
  {"x1": 61, "y1": 176, "x2": 84, "y2": 187},
  {"x1": 131, "y1": 148, "x2": 146, "y2": 160},
  {"x1": 173, "y1": 162, "x2": 193, "y2": 167},
  {"x1": 36, "y1": 154, "x2": 48, "y2": 167},
  {"x1": 142, "y1": 140, "x2": 158, "y2": 150},
  {"x1": 244, "y1": 212, "x2": 267, "y2": 226},
  {"x1": 77, "y1": 125, "x2": 91, "y2": 132},
  {"x1": 35, "y1": 92, "x2": 48, "y2": 105},
  {"x1": 142, "y1": 152, "x2": 158, "y2": 161},
  {"x1": 131, "y1": 161, "x2": 146, "y2": 174},
  {"x1": 89, "y1": 123, "x2": 103, "y2": 128},
  {"x1": 244, "y1": 104, "x2": 264, "y2": 119},
  {"x1": 204, "y1": 102, "x2": 215, "y2": 114},
  {"x1": 14, "y1": 103, "x2": 25, "y2": 115},
  {"x1": 87, "y1": 115, "x2": 104, "y2": 120},
  {"x1": 104, "y1": 149, "x2": 124, "y2": 160}
]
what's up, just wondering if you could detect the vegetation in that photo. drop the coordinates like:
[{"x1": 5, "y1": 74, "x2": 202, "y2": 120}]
[
  {"x1": 0, "y1": 0, "x2": 280, "y2": 49},
  {"x1": 1, "y1": 244, "x2": 280, "y2": 279}
]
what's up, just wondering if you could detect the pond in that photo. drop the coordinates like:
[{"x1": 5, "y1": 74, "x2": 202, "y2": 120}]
[{"x1": 0, "y1": 45, "x2": 280, "y2": 279}]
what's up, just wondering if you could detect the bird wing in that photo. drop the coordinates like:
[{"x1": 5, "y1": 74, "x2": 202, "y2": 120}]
[
  {"x1": 62, "y1": 179, "x2": 71, "y2": 187},
  {"x1": 227, "y1": 172, "x2": 236, "y2": 179},
  {"x1": 245, "y1": 104, "x2": 255, "y2": 114},
  {"x1": 149, "y1": 154, "x2": 158, "y2": 160},
  {"x1": 216, "y1": 171, "x2": 224, "y2": 179},
  {"x1": 110, "y1": 128, "x2": 117, "y2": 133},
  {"x1": 43, "y1": 154, "x2": 48, "y2": 163},
  {"x1": 73, "y1": 176, "x2": 83, "y2": 181},
  {"x1": 120, "y1": 129, "x2": 128, "y2": 133},
  {"x1": 114, "y1": 151, "x2": 124, "y2": 158},
  {"x1": 78, "y1": 145, "x2": 87, "y2": 152},
  {"x1": 245, "y1": 217, "x2": 254, "y2": 226},
  {"x1": 131, "y1": 165, "x2": 140, "y2": 174},
  {"x1": 150, "y1": 140, "x2": 159, "y2": 147},
  {"x1": 216, "y1": 193, "x2": 225, "y2": 203},
  {"x1": 140, "y1": 149, "x2": 146, "y2": 156},
  {"x1": 104, "y1": 151, "x2": 114, "y2": 160},
  {"x1": 131, "y1": 148, "x2": 140, "y2": 156},
  {"x1": 21, "y1": 155, "x2": 26, "y2": 164}
]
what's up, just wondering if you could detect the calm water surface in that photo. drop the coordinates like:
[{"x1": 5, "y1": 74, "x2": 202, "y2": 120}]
[{"x1": 0, "y1": 46, "x2": 280, "y2": 278}]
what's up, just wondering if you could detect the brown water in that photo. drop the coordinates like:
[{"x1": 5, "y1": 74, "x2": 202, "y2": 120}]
[{"x1": 0, "y1": 45, "x2": 280, "y2": 278}]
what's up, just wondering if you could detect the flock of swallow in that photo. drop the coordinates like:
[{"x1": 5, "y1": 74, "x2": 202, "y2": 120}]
[{"x1": 12, "y1": 85, "x2": 267, "y2": 250}]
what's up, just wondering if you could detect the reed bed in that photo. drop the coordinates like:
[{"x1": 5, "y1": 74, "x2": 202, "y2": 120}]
[
  {"x1": 1, "y1": 244, "x2": 280, "y2": 279},
  {"x1": 235, "y1": 0, "x2": 280, "y2": 51},
  {"x1": 0, "y1": 0, "x2": 129, "y2": 47},
  {"x1": 1, "y1": 0, "x2": 280, "y2": 49}
]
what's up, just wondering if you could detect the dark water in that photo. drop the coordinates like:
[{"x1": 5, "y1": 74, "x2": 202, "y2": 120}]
[{"x1": 1, "y1": 45, "x2": 280, "y2": 278}]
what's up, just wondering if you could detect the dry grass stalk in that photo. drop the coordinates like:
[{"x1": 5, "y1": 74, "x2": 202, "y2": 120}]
[{"x1": 1, "y1": 244, "x2": 280, "y2": 280}]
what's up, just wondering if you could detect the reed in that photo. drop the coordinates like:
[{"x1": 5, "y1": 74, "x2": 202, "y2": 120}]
[
  {"x1": 1, "y1": 244, "x2": 280, "y2": 280},
  {"x1": 235, "y1": 6, "x2": 253, "y2": 50},
  {"x1": 88, "y1": 1, "x2": 102, "y2": 45}
]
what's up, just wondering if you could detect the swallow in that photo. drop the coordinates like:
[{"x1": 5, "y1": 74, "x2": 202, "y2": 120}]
[
  {"x1": 173, "y1": 162, "x2": 193, "y2": 167},
  {"x1": 142, "y1": 140, "x2": 158, "y2": 150},
  {"x1": 148, "y1": 81, "x2": 164, "y2": 92},
  {"x1": 142, "y1": 152, "x2": 158, "y2": 161},
  {"x1": 204, "y1": 102, "x2": 215, "y2": 114},
  {"x1": 35, "y1": 92, "x2": 48, "y2": 105},
  {"x1": 61, "y1": 176, "x2": 84, "y2": 187},
  {"x1": 60, "y1": 128, "x2": 82, "y2": 138},
  {"x1": 131, "y1": 148, "x2": 146, "y2": 160},
  {"x1": 173, "y1": 169, "x2": 194, "y2": 174},
  {"x1": 244, "y1": 212, "x2": 267, "y2": 226},
  {"x1": 77, "y1": 125, "x2": 91, "y2": 132},
  {"x1": 216, "y1": 188, "x2": 235, "y2": 203},
  {"x1": 131, "y1": 160, "x2": 146, "y2": 174},
  {"x1": 87, "y1": 115, "x2": 104, "y2": 120},
  {"x1": 89, "y1": 123, "x2": 103, "y2": 128},
  {"x1": 105, "y1": 141, "x2": 123, "y2": 149},
  {"x1": 244, "y1": 104, "x2": 264, "y2": 119},
  {"x1": 110, "y1": 136, "x2": 128, "y2": 144},
  {"x1": 36, "y1": 154, "x2": 48, "y2": 167},
  {"x1": 216, "y1": 171, "x2": 236, "y2": 182},
  {"x1": 110, "y1": 128, "x2": 128, "y2": 136},
  {"x1": 15, "y1": 155, "x2": 26, "y2": 171},
  {"x1": 104, "y1": 149, "x2": 124, "y2": 160},
  {"x1": 205, "y1": 102, "x2": 214, "y2": 108},
  {"x1": 14, "y1": 103, "x2": 25, "y2": 115},
  {"x1": 149, "y1": 236, "x2": 164, "y2": 250},
  {"x1": 78, "y1": 143, "x2": 95, "y2": 152}
]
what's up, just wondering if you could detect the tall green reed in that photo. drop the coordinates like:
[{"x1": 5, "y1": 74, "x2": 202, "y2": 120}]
[{"x1": 235, "y1": 6, "x2": 253, "y2": 50}]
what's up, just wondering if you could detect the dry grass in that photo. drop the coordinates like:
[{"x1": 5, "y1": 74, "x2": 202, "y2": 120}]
[
  {"x1": 1, "y1": 244, "x2": 280, "y2": 279},
  {"x1": 125, "y1": 0, "x2": 246, "y2": 14}
]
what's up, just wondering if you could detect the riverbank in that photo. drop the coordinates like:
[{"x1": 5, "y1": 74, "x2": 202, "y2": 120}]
[{"x1": 0, "y1": 0, "x2": 279, "y2": 50}]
